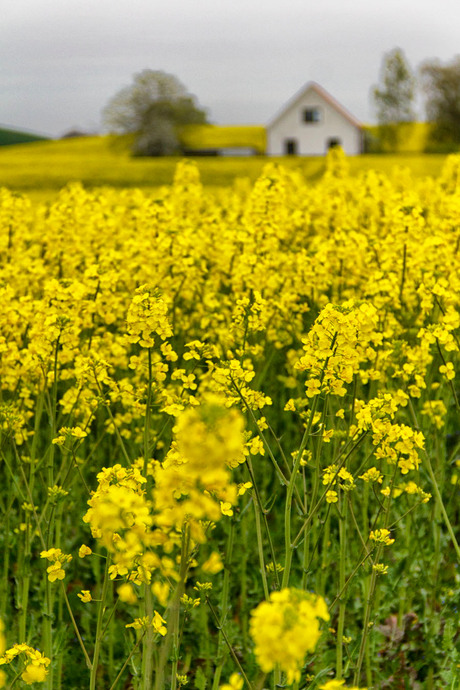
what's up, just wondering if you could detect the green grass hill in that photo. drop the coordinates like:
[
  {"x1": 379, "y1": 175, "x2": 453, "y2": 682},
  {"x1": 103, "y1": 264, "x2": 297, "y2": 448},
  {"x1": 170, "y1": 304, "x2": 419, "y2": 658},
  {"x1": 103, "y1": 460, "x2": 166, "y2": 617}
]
[{"x1": 0, "y1": 126, "x2": 49, "y2": 146}]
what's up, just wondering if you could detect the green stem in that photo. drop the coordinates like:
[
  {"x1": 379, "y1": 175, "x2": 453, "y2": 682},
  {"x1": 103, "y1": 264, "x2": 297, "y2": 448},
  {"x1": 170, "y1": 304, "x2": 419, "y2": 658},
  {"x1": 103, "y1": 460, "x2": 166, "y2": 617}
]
[
  {"x1": 43, "y1": 577, "x2": 54, "y2": 690},
  {"x1": 60, "y1": 583, "x2": 92, "y2": 669},
  {"x1": 18, "y1": 518, "x2": 31, "y2": 642},
  {"x1": 291, "y1": 432, "x2": 368, "y2": 551},
  {"x1": 211, "y1": 521, "x2": 235, "y2": 690},
  {"x1": 246, "y1": 457, "x2": 280, "y2": 589},
  {"x1": 336, "y1": 495, "x2": 347, "y2": 679},
  {"x1": 282, "y1": 394, "x2": 319, "y2": 589},
  {"x1": 93, "y1": 370, "x2": 132, "y2": 467},
  {"x1": 424, "y1": 448, "x2": 460, "y2": 562},
  {"x1": 89, "y1": 556, "x2": 111, "y2": 690},
  {"x1": 231, "y1": 377, "x2": 288, "y2": 486},
  {"x1": 353, "y1": 475, "x2": 394, "y2": 686},
  {"x1": 155, "y1": 525, "x2": 191, "y2": 690},
  {"x1": 109, "y1": 632, "x2": 146, "y2": 690},
  {"x1": 347, "y1": 495, "x2": 374, "y2": 565},
  {"x1": 353, "y1": 551, "x2": 381, "y2": 686},
  {"x1": 142, "y1": 582, "x2": 155, "y2": 689},
  {"x1": 206, "y1": 597, "x2": 254, "y2": 690},
  {"x1": 300, "y1": 465, "x2": 310, "y2": 591},
  {"x1": 408, "y1": 399, "x2": 460, "y2": 563},
  {"x1": 0, "y1": 505, "x2": 12, "y2": 619},
  {"x1": 46, "y1": 337, "x2": 60, "y2": 489},
  {"x1": 328, "y1": 550, "x2": 374, "y2": 613},
  {"x1": 43, "y1": 511, "x2": 56, "y2": 690},
  {"x1": 253, "y1": 495, "x2": 270, "y2": 601},
  {"x1": 143, "y1": 347, "x2": 153, "y2": 476},
  {"x1": 141, "y1": 347, "x2": 155, "y2": 690},
  {"x1": 435, "y1": 339, "x2": 460, "y2": 410}
]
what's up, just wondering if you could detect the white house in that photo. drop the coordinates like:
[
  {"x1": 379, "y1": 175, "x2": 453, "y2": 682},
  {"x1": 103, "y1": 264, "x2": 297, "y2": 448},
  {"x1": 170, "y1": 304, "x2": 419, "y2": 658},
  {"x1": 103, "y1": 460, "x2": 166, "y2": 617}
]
[{"x1": 266, "y1": 82, "x2": 363, "y2": 156}]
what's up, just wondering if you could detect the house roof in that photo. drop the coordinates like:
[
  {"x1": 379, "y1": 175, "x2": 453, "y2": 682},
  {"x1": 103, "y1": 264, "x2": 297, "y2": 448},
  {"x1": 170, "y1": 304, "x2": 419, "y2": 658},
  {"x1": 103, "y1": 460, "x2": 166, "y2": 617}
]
[{"x1": 267, "y1": 81, "x2": 362, "y2": 130}]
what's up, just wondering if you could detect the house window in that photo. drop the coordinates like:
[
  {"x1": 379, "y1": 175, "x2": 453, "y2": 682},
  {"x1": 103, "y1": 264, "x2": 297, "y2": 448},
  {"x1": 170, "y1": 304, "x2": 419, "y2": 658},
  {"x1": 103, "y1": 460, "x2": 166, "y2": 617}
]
[
  {"x1": 284, "y1": 138, "x2": 298, "y2": 155},
  {"x1": 303, "y1": 108, "x2": 321, "y2": 123}
]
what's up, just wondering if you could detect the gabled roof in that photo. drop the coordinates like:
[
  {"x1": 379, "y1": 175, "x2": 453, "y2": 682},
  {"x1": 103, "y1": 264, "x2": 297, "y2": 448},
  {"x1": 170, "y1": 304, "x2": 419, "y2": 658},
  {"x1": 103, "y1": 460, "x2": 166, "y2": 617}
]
[{"x1": 267, "y1": 81, "x2": 362, "y2": 130}]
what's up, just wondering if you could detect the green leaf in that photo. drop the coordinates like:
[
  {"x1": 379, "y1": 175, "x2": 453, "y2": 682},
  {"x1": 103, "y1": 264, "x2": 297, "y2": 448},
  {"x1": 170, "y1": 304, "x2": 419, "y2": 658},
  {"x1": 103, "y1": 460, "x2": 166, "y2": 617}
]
[{"x1": 195, "y1": 666, "x2": 207, "y2": 690}]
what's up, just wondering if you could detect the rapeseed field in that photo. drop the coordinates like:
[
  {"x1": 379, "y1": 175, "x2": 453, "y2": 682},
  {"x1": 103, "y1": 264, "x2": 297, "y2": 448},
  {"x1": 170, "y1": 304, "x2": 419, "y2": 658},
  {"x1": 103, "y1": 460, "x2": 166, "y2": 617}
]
[
  {"x1": 0, "y1": 134, "x2": 448, "y2": 202},
  {"x1": 0, "y1": 149, "x2": 459, "y2": 689}
]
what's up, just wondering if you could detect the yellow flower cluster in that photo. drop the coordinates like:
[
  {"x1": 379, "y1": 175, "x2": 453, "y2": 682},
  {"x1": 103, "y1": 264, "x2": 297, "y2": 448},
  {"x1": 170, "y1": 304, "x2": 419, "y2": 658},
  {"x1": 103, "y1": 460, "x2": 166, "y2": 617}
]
[
  {"x1": 359, "y1": 467, "x2": 383, "y2": 483},
  {"x1": 369, "y1": 529, "x2": 395, "y2": 546},
  {"x1": 126, "y1": 284, "x2": 173, "y2": 348},
  {"x1": 82, "y1": 463, "x2": 160, "y2": 582},
  {"x1": 219, "y1": 673, "x2": 244, "y2": 690},
  {"x1": 154, "y1": 396, "x2": 245, "y2": 542},
  {"x1": 125, "y1": 612, "x2": 167, "y2": 636},
  {"x1": 354, "y1": 394, "x2": 425, "y2": 475},
  {"x1": 322, "y1": 464, "x2": 355, "y2": 503},
  {"x1": 249, "y1": 588, "x2": 329, "y2": 684},
  {"x1": 81, "y1": 398, "x2": 245, "y2": 587},
  {"x1": 0, "y1": 643, "x2": 50, "y2": 685},
  {"x1": 296, "y1": 302, "x2": 380, "y2": 397},
  {"x1": 52, "y1": 425, "x2": 88, "y2": 446},
  {"x1": 40, "y1": 548, "x2": 73, "y2": 582}
]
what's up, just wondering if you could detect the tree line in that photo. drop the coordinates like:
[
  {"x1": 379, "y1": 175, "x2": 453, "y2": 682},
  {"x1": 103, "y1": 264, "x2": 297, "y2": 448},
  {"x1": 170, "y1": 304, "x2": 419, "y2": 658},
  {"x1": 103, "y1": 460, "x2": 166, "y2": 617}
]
[{"x1": 102, "y1": 52, "x2": 460, "y2": 157}]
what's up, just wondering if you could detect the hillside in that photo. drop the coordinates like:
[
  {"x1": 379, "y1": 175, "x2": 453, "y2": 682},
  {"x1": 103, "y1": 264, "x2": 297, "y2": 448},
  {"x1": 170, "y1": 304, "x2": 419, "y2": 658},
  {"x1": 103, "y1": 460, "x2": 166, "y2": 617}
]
[{"x1": 0, "y1": 126, "x2": 49, "y2": 146}]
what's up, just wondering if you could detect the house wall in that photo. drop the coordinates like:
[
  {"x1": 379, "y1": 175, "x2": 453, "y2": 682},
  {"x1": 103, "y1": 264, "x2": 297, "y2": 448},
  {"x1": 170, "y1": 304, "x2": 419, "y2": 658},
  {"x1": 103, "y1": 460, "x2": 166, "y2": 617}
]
[{"x1": 267, "y1": 90, "x2": 362, "y2": 156}]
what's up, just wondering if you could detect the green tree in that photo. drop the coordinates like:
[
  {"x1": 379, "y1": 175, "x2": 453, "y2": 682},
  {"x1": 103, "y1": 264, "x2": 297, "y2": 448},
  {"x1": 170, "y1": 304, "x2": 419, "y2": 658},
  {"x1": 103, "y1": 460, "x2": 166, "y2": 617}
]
[
  {"x1": 420, "y1": 55, "x2": 460, "y2": 151},
  {"x1": 372, "y1": 48, "x2": 416, "y2": 150},
  {"x1": 102, "y1": 70, "x2": 208, "y2": 156}
]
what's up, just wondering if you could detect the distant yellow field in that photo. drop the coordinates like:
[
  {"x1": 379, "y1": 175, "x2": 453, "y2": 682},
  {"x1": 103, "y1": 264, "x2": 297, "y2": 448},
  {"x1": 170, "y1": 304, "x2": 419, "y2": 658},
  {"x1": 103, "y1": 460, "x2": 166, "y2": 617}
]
[
  {"x1": 179, "y1": 124, "x2": 266, "y2": 153},
  {"x1": 0, "y1": 132, "x2": 449, "y2": 204}
]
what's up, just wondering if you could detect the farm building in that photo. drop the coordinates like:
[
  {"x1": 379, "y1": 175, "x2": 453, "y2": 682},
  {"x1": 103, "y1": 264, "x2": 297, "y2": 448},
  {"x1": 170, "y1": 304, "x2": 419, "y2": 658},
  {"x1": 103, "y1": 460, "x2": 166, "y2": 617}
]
[{"x1": 266, "y1": 81, "x2": 363, "y2": 156}]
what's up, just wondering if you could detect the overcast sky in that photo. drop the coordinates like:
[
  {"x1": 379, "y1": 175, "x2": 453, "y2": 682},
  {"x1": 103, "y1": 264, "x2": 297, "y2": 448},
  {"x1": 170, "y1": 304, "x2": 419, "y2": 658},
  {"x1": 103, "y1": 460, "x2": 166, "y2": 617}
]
[{"x1": 1, "y1": 0, "x2": 459, "y2": 137}]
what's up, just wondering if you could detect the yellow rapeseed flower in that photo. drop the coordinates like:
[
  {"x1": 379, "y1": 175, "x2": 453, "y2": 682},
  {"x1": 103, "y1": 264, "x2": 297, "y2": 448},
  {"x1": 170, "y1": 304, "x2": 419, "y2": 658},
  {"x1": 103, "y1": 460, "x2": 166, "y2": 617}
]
[
  {"x1": 326, "y1": 490, "x2": 339, "y2": 503},
  {"x1": 219, "y1": 673, "x2": 244, "y2": 690},
  {"x1": 202, "y1": 552, "x2": 224, "y2": 574},
  {"x1": 117, "y1": 583, "x2": 137, "y2": 605},
  {"x1": 78, "y1": 544, "x2": 92, "y2": 558},
  {"x1": 250, "y1": 588, "x2": 329, "y2": 684},
  {"x1": 21, "y1": 664, "x2": 48, "y2": 685},
  {"x1": 77, "y1": 590, "x2": 92, "y2": 603},
  {"x1": 319, "y1": 680, "x2": 367, "y2": 690},
  {"x1": 369, "y1": 529, "x2": 395, "y2": 546}
]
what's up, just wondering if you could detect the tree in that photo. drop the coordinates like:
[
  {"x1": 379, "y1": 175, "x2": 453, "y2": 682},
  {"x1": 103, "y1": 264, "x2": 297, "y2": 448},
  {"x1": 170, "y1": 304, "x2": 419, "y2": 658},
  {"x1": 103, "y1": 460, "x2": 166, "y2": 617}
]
[
  {"x1": 372, "y1": 48, "x2": 416, "y2": 150},
  {"x1": 102, "y1": 70, "x2": 208, "y2": 156},
  {"x1": 420, "y1": 55, "x2": 460, "y2": 150}
]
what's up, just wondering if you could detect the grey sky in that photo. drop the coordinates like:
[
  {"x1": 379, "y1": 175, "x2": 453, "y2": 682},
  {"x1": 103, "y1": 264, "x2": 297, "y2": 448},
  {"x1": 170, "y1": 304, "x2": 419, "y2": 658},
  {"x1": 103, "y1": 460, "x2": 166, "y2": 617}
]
[{"x1": 1, "y1": 0, "x2": 459, "y2": 137}]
